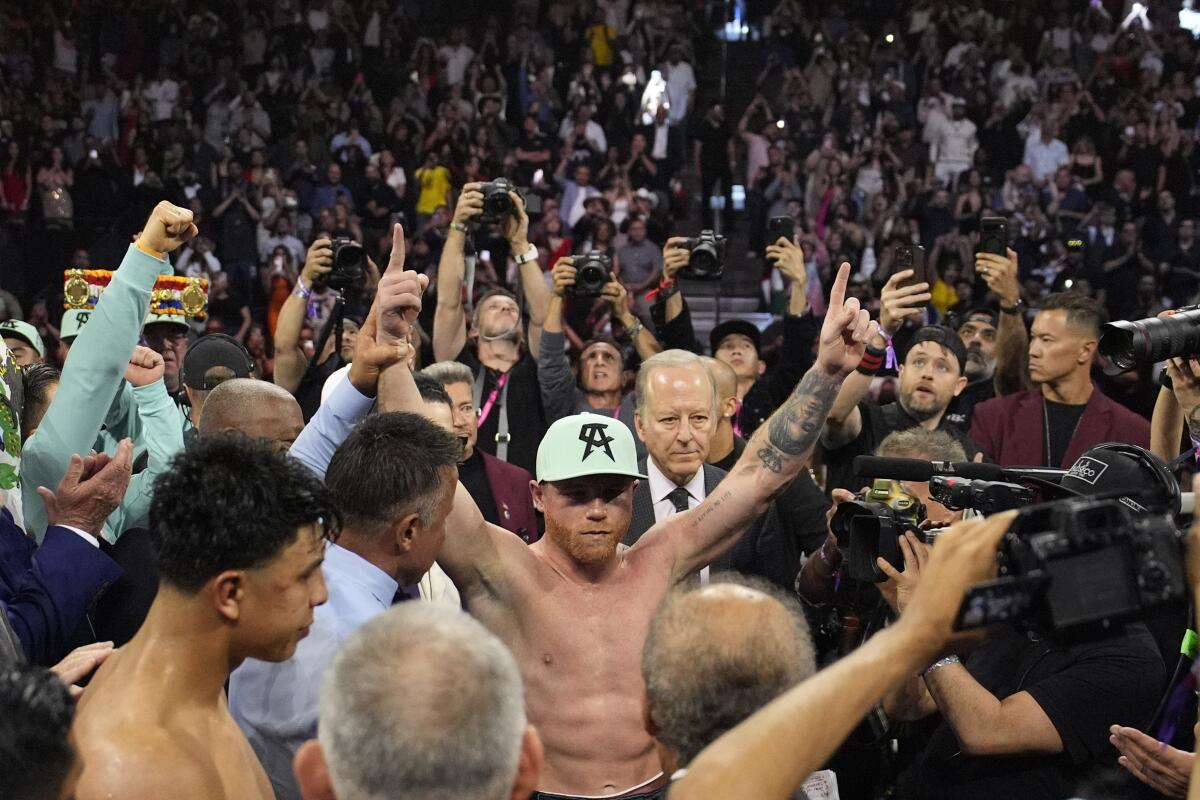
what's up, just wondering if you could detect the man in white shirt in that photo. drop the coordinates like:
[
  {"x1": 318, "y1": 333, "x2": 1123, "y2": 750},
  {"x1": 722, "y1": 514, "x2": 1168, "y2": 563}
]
[
  {"x1": 1023, "y1": 122, "x2": 1070, "y2": 185},
  {"x1": 664, "y1": 48, "x2": 696, "y2": 126},
  {"x1": 439, "y1": 26, "x2": 475, "y2": 87},
  {"x1": 143, "y1": 67, "x2": 180, "y2": 124},
  {"x1": 929, "y1": 101, "x2": 977, "y2": 189}
]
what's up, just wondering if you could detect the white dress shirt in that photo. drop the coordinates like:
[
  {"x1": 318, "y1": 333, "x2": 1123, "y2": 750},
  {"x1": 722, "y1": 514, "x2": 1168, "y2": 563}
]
[{"x1": 646, "y1": 458, "x2": 709, "y2": 583}]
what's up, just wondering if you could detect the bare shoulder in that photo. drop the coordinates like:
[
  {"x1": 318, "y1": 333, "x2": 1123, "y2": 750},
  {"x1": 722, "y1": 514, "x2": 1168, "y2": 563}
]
[{"x1": 77, "y1": 732, "x2": 215, "y2": 800}]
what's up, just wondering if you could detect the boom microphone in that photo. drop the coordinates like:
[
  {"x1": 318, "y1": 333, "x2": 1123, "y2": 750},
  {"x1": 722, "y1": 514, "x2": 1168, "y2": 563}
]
[{"x1": 853, "y1": 456, "x2": 1067, "y2": 484}]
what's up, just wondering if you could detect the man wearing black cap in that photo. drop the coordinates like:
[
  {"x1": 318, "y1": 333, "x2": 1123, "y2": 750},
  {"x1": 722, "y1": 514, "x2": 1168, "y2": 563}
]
[
  {"x1": 943, "y1": 308, "x2": 1001, "y2": 431},
  {"x1": 821, "y1": 270, "x2": 981, "y2": 493},
  {"x1": 884, "y1": 443, "x2": 1169, "y2": 800},
  {"x1": 181, "y1": 333, "x2": 255, "y2": 429}
]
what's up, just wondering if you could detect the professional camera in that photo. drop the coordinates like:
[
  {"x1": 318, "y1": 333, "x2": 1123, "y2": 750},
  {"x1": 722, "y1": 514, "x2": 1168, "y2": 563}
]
[
  {"x1": 929, "y1": 477, "x2": 1035, "y2": 516},
  {"x1": 676, "y1": 230, "x2": 727, "y2": 280},
  {"x1": 956, "y1": 496, "x2": 1185, "y2": 636},
  {"x1": 323, "y1": 238, "x2": 366, "y2": 291},
  {"x1": 1099, "y1": 305, "x2": 1200, "y2": 375},
  {"x1": 830, "y1": 480, "x2": 927, "y2": 583},
  {"x1": 572, "y1": 252, "x2": 612, "y2": 297}
]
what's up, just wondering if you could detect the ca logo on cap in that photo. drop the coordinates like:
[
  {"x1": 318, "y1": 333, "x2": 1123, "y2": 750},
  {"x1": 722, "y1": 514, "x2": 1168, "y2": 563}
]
[
  {"x1": 1066, "y1": 456, "x2": 1107, "y2": 485},
  {"x1": 579, "y1": 422, "x2": 615, "y2": 461},
  {"x1": 76, "y1": 311, "x2": 91, "y2": 326}
]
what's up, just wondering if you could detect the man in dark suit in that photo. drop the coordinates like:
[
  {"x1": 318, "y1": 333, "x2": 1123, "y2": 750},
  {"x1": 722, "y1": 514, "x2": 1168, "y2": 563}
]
[
  {"x1": 624, "y1": 350, "x2": 818, "y2": 592},
  {"x1": 969, "y1": 292, "x2": 1150, "y2": 468},
  {"x1": 420, "y1": 362, "x2": 540, "y2": 541},
  {"x1": 1, "y1": 440, "x2": 130, "y2": 666}
]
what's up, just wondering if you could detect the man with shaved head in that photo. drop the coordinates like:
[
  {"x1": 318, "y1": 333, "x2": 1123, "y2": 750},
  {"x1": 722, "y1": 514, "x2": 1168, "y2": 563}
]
[
  {"x1": 642, "y1": 577, "x2": 824, "y2": 792},
  {"x1": 199, "y1": 378, "x2": 306, "y2": 452}
]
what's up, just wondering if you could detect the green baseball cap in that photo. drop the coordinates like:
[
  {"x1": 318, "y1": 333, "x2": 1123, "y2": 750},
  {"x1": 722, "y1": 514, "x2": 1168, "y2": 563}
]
[
  {"x1": 536, "y1": 413, "x2": 647, "y2": 483},
  {"x1": 0, "y1": 320, "x2": 44, "y2": 357},
  {"x1": 60, "y1": 308, "x2": 93, "y2": 341}
]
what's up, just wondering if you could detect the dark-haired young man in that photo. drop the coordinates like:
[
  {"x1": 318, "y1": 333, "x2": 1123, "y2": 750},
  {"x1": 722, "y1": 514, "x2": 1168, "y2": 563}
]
[
  {"x1": 71, "y1": 434, "x2": 340, "y2": 800},
  {"x1": 230, "y1": 413, "x2": 461, "y2": 800},
  {"x1": 0, "y1": 663, "x2": 78, "y2": 800},
  {"x1": 969, "y1": 292, "x2": 1150, "y2": 467}
]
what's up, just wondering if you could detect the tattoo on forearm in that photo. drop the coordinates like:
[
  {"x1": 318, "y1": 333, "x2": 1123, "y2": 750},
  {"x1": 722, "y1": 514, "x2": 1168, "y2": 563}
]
[
  {"x1": 756, "y1": 368, "x2": 841, "y2": 473},
  {"x1": 1188, "y1": 405, "x2": 1200, "y2": 439},
  {"x1": 693, "y1": 488, "x2": 732, "y2": 527}
]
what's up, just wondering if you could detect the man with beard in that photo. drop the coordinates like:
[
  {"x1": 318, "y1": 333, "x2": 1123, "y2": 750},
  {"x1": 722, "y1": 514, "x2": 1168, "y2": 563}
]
[
  {"x1": 943, "y1": 310, "x2": 1000, "y2": 431},
  {"x1": 378, "y1": 263, "x2": 872, "y2": 798},
  {"x1": 433, "y1": 183, "x2": 553, "y2": 475},
  {"x1": 821, "y1": 273, "x2": 982, "y2": 492}
]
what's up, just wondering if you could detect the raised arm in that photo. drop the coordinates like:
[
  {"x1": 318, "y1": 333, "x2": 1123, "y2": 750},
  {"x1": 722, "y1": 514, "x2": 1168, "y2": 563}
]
[
  {"x1": 507, "y1": 193, "x2": 549, "y2": 359},
  {"x1": 433, "y1": 183, "x2": 483, "y2": 363},
  {"x1": 821, "y1": 269, "x2": 929, "y2": 450},
  {"x1": 274, "y1": 239, "x2": 333, "y2": 394},
  {"x1": 976, "y1": 248, "x2": 1029, "y2": 396},
  {"x1": 538, "y1": 257, "x2": 584, "y2": 425},
  {"x1": 20, "y1": 202, "x2": 194, "y2": 544},
  {"x1": 664, "y1": 263, "x2": 871, "y2": 580},
  {"x1": 603, "y1": 279, "x2": 662, "y2": 360},
  {"x1": 671, "y1": 512, "x2": 1016, "y2": 800}
]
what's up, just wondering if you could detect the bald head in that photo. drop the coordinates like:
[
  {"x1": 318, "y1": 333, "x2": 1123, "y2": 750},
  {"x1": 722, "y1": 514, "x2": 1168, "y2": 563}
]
[
  {"x1": 702, "y1": 356, "x2": 738, "y2": 406},
  {"x1": 198, "y1": 378, "x2": 305, "y2": 452},
  {"x1": 642, "y1": 577, "x2": 815, "y2": 767}
]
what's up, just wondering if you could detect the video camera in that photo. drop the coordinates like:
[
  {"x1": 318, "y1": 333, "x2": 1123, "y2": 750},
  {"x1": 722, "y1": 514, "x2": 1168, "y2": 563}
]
[
  {"x1": 1099, "y1": 305, "x2": 1200, "y2": 375},
  {"x1": 477, "y1": 178, "x2": 543, "y2": 225},
  {"x1": 572, "y1": 252, "x2": 612, "y2": 297},
  {"x1": 675, "y1": 230, "x2": 727, "y2": 280},
  {"x1": 957, "y1": 495, "x2": 1185, "y2": 636},
  {"x1": 830, "y1": 480, "x2": 927, "y2": 583}
]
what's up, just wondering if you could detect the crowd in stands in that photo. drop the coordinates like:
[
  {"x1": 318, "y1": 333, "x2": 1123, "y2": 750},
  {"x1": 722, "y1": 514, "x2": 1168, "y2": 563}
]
[{"x1": 6, "y1": 1, "x2": 1200, "y2": 799}]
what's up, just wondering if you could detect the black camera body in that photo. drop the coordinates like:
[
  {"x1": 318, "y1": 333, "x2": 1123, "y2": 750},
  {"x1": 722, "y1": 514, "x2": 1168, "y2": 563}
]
[
  {"x1": 677, "y1": 230, "x2": 727, "y2": 280},
  {"x1": 478, "y1": 178, "x2": 517, "y2": 224},
  {"x1": 956, "y1": 497, "x2": 1185, "y2": 635},
  {"x1": 324, "y1": 238, "x2": 366, "y2": 291},
  {"x1": 572, "y1": 252, "x2": 612, "y2": 297},
  {"x1": 830, "y1": 480, "x2": 926, "y2": 583},
  {"x1": 929, "y1": 477, "x2": 1035, "y2": 516}
]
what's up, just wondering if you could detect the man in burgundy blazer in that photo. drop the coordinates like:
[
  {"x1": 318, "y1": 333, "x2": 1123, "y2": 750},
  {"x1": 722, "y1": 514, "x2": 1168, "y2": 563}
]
[
  {"x1": 969, "y1": 293, "x2": 1150, "y2": 468},
  {"x1": 480, "y1": 449, "x2": 539, "y2": 542}
]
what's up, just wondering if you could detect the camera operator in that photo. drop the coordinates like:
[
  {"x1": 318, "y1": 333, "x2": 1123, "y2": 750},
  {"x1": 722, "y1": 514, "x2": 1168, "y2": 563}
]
[
  {"x1": 538, "y1": 256, "x2": 663, "y2": 430},
  {"x1": 969, "y1": 293, "x2": 1149, "y2": 468},
  {"x1": 821, "y1": 271, "x2": 982, "y2": 492},
  {"x1": 879, "y1": 450, "x2": 1169, "y2": 800},
  {"x1": 431, "y1": 183, "x2": 553, "y2": 475},
  {"x1": 797, "y1": 428, "x2": 967, "y2": 609}
]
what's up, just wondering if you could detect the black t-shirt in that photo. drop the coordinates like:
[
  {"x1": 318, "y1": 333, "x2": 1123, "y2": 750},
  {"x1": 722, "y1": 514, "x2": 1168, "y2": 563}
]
[
  {"x1": 457, "y1": 346, "x2": 547, "y2": 477},
  {"x1": 900, "y1": 623, "x2": 1164, "y2": 800},
  {"x1": 943, "y1": 379, "x2": 995, "y2": 433},
  {"x1": 1043, "y1": 399, "x2": 1086, "y2": 468},
  {"x1": 295, "y1": 353, "x2": 346, "y2": 422},
  {"x1": 824, "y1": 401, "x2": 982, "y2": 493},
  {"x1": 693, "y1": 118, "x2": 733, "y2": 173},
  {"x1": 457, "y1": 447, "x2": 500, "y2": 528}
]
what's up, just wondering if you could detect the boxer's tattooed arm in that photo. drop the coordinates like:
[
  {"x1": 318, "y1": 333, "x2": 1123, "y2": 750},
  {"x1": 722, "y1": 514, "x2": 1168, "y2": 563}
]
[{"x1": 756, "y1": 369, "x2": 842, "y2": 474}]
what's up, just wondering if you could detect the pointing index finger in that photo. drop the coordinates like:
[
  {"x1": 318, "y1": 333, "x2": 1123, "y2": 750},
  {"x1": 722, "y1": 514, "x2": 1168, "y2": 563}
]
[{"x1": 828, "y1": 261, "x2": 851, "y2": 311}]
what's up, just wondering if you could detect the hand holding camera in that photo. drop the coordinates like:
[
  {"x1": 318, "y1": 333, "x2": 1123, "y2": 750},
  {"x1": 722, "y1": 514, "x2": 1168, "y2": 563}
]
[
  {"x1": 661, "y1": 236, "x2": 691, "y2": 282},
  {"x1": 301, "y1": 238, "x2": 334, "y2": 286},
  {"x1": 551, "y1": 257, "x2": 577, "y2": 298},
  {"x1": 572, "y1": 252, "x2": 613, "y2": 296},
  {"x1": 601, "y1": 279, "x2": 635, "y2": 325},
  {"x1": 453, "y1": 182, "x2": 485, "y2": 226}
]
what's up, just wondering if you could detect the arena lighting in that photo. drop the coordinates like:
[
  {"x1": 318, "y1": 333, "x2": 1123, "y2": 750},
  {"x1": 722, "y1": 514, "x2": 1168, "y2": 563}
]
[
  {"x1": 1120, "y1": 1, "x2": 1151, "y2": 30},
  {"x1": 640, "y1": 70, "x2": 668, "y2": 125},
  {"x1": 1181, "y1": 0, "x2": 1200, "y2": 34},
  {"x1": 885, "y1": 33, "x2": 895, "y2": 43}
]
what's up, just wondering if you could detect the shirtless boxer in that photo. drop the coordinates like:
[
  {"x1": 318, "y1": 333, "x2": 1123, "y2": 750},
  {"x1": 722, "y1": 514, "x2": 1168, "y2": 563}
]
[
  {"x1": 71, "y1": 434, "x2": 340, "y2": 800},
  {"x1": 378, "y1": 261, "x2": 871, "y2": 798}
]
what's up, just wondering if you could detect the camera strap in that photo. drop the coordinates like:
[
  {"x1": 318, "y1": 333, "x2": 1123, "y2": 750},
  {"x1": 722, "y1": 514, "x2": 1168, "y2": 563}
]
[{"x1": 474, "y1": 369, "x2": 512, "y2": 461}]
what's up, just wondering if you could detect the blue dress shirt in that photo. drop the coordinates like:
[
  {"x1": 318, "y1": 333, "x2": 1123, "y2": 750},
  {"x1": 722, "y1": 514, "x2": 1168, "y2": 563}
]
[
  {"x1": 287, "y1": 374, "x2": 374, "y2": 481},
  {"x1": 228, "y1": 542, "x2": 398, "y2": 800}
]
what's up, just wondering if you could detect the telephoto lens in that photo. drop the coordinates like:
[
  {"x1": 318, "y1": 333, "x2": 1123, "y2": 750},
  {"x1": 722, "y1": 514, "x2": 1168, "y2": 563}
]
[
  {"x1": 571, "y1": 252, "x2": 612, "y2": 296},
  {"x1": 1099, "y1": 306, "x2": 1200, "y2": 375}
]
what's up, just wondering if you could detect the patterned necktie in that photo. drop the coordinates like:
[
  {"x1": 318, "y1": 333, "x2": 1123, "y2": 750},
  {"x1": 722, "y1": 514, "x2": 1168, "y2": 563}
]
[{"x1": 667, "y1": 486, "x2": 691, "y2": 514}]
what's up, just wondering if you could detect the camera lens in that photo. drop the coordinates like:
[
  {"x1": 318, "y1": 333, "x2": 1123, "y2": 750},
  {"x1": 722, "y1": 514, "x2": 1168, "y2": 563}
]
[
  {"x1": 1100, "y1": 308, "x2": 1200, "y2": 374},
  {"x1": 335, "y1": 242, "x2": 364, "y2": 270}
]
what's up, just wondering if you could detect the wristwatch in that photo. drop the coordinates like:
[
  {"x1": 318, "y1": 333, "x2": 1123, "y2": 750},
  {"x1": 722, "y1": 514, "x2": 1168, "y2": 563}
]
[
  {"x1": 514, "y1": 245, "x2": 540, "y2": 265},
  {"x1": 1000, "y1": 298, "x2": 1025, "y2": 315},
  {"x1": 449, "y1": 221, "x2": 470, "y2": 234}
]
